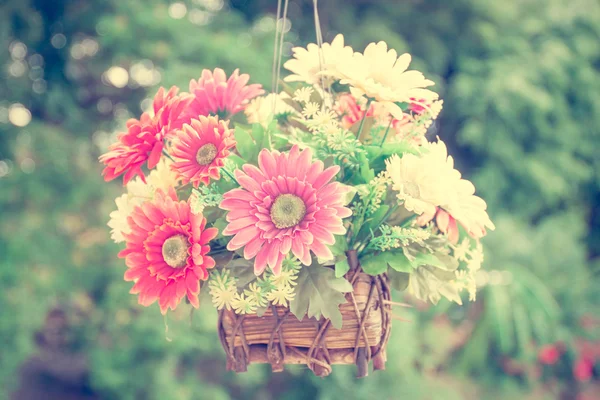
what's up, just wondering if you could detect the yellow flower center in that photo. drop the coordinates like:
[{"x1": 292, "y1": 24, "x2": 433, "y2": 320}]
[
  {"x1": 196, "y1": 143, "x2": 218, "y2": 166},
  {"x1": 161, "y1": 234, "x2": 189, "y2": 268},
  {"x1": 270, "y1": 194, "x2": 306, "y2": 229}
]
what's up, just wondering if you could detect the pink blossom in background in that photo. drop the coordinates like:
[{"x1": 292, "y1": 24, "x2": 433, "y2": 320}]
[{"x1": 187, "y1": 68, "x2": 264, "y2": 119}]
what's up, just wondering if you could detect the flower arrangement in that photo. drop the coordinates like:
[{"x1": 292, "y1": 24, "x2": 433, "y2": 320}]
[{"x1": 101, "y1": 36, "x2": 494, "y2": 376}]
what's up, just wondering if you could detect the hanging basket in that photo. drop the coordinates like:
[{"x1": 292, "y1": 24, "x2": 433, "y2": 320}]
[{"x1": 217, "y1": 263, "x2": 393, "y2": 377}]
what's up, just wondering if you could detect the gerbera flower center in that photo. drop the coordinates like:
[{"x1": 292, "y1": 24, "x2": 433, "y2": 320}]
[
  {"x1": 196, "y1": 143, "x2": 218, "y2": 166},
  {"x1": 270, "y1": 194, "x2": 306, "y2": 229},
  {"x1": 403, "y1": 182, "x2": 421, "y2": 198},
  {"x1": 161, "y1": 234, "x2": 190, "y2": 268}
]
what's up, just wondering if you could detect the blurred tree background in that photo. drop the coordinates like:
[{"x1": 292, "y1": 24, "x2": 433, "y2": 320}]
[{"x1": 1, "y1": 0, "x2": 599, "y2": 399}]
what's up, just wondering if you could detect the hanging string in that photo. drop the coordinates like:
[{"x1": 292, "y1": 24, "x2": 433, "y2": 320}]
[
  {"x1": 271, "y1": 0, "x2": 289, "y2": 114},
  {"x1": 271, "y1": 0, "x2": 282, "y2": 99},
  {"x1": 313, "y1": 0, "x2": 331, "y2": 108}
]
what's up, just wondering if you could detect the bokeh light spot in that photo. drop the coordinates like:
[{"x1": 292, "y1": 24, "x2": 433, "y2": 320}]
[
  {"x1": 8, "y1": 104, "x2": 32, "y2": 127},
  {"x1": 169, "y1": 2, "x2": 187, "y2": 19},
  {"x1": 104, "y1": 66, "x2": 129, "y2": 88},
  {"x1": 51, "y1": 33, "x2": 67, "y2": 49},
  {"x1": 20, "y1": 158, "x2": 36, "y2": 174}
]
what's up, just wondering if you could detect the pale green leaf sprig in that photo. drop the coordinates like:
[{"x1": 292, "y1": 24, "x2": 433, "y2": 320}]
[
  {"x1": 368, "y1": 225, "x2": 431, "y2": 252},
  {"x1": 313, "y1": 129, "x2": 367, "y2": 171},
  {"x1": 190, "y1": 184, "x2": 224, "y2": 215},
  {"x1": 355, "y1": 170, "x2": 390, "y2": 216}
]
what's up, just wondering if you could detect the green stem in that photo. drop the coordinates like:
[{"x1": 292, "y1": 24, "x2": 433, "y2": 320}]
[
  {"x1": 380, "y1": 118, "x2": 393, "y2": 147},
  {"x1": 357, "y1": 204, "x2": 399, "y2": 257},
  {"x1": 400, "y1": 214, "x2": 417, "y2": 228},
  {"x1": 221, "y1": 168, "x2": 239, "y2": 185},
  {"x1": 162, "y1": 150, "x2": 174, "y2": 162},
  {"x1": 355, "y1": 98, "x2": 373, "y2": 139}
]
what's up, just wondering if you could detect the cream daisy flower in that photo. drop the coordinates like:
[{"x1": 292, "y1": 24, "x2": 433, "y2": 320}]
[
  {"x1": 266, "y1": 285, "x2": 296, "y2": 307},
  {"x1": 244, "y1": 92, "x2": 295, "y2": 127},
  {"x1": 293, "y1": 87, "x2": 314, "y2": 104},
  {"x1": 108, "y1": 159, "x2": 180, "y2": 243},
  {"x1": 231, "y1": 293, "x2": 257, "y2": 315},
  {"x1": 270, "y1": 268, "x2": 299, "y2": 288},
  {"x1": 243, "y1": 282, "x2": 269, "y2": 308},
  {"x1": 302, "y1": 102, "x2": 320, "y2": 118},
  {"x1": 385, "y1": 141, "x2": 453, "y2": 215},
  {"x1": 330, "y1": 41, "x2": 439, "y2": 119},
  {"x1": 208, "y1": 270, "x2": 238, "y2": 311},
  {"x1": 284, "y1": 34, "x2": 354, "y2": 85}
]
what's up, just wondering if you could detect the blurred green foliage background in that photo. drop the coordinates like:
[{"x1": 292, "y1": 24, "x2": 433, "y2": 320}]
[{"x1": 1, "y1": 0, "x2": 599, "y2": 399}]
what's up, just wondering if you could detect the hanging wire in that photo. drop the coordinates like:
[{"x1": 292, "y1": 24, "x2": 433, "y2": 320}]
[
  {"x1": 275, "y1": 0, "x2": 289, "y2": 96},
  {"x1": 271, "y1": 0, "x2": 289, "y2": 114},
  {"x1": 313, "y1": 0, "x2": 331, "y2": 108},
  {"x1": 271, "y1": 0, "x2": 283, "y2": 99}
]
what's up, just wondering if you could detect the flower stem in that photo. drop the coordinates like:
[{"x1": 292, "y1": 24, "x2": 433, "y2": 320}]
[
  {"x1": 357, "y1": 204, "x2": 399, "y2": 257},
  {"x1": 355, "y1": 98, "x2": 372, "y2": 139},
  {"x1": 162, "y1": 150, "x2": 174, "y2": 161},
  {"x1": 400, "y1": 214, "x2": 417, "y2": 228},
  {"x1": 380, "y1": 118, "x2": 393, "y2": 147},
  {"x1": 221, "y1": 168, "x2": 239, "y2": 185}
]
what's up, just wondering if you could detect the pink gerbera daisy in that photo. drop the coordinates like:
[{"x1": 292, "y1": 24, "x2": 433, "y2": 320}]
[
  {"x1": 119, "y1": 189, "x2": 218, "y2": 313},
  {"x1": 187, "y1": 68, "x2": 264, "y2": 119},
  {"x1": 100, "y1": 86, "x2": 192, "y2": 185},
  {"x1": 170, "y1": 116, "x2": 236, "y2": 187},
  {"x1": 220, "y1": 145, "x2": 352, "y2": 275}
]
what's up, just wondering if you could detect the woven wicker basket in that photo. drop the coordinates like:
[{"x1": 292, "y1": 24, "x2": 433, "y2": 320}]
[{"x1": 218, "y1": 253, "x2": 392, "y2": 377}]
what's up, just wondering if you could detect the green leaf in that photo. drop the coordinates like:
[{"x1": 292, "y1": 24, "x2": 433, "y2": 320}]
[
  {"x1": 341, "y1": 184, "x2": 357, "y2": 205},
  {"x1": 360, "y1": 253, "x2": 390, "y2": 275},
  {"x1": 234, "y1": 126, "x2": 257, "y2": 162},
  {"x1": 225, "y1": 258, "x2": 257, "y2": 289},
  {"x1": 405, "y1": 250, "x2": 446, "y2": 269},
  {"x1": 251, "y1": 123, "x2": 265, "y2": 147},
  {"x1": 329, "y1": 235, "x2": 348, "y2": 258},
  {"x1": 358, "y1": 153, "x2": 375, "y2": 183},
  {"x1": 365, "y1": 205, "x2": 390, "y2": 231},
  {"x1": 388, "y1": 269, "x2": 410, "y2": 291},
  {"x1": 409, "y1": 266, "x2": 462, "y2": 305},
  {"x1": 227, "y1": 154, "x2": 246, "y2": 168},
  {"x1": 289, "y1": 265, "x2": 352, "y2": 329},
  {"x1": 334, "y1": 258, "x2": 350, "y2": 278},
  {"x1": 386, "y1": 253, "x2": 413, "y2": 273}
]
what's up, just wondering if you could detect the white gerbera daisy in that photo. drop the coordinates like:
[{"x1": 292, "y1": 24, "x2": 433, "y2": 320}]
[
  {"x1": 147, "y1": 158, "x2": 180, "y2": 192},
  {"x1": 293, "y1": 86, "x2": 314, "y2": 104},
  {"x1": 284, "y1": 34, "x2": 354, "y2": 85},
  {"x1": 442, "y1": 178, "x2": 496, "y2": 239},
  {"x1": 385, "y1": 141, "x2": 453, "y2": 215},
  {"x1": 108, "y1": 159, "x2": 179, "y2": 243},
  {"x1": 330, "y1": 41, "x2": 439, "y2": 119},
  {"x1": 107, "y1": 194, "x2": 136, "y2": 243},
  {"x1": 244, "y1": 92, "x2": 295, "y2": 127}
]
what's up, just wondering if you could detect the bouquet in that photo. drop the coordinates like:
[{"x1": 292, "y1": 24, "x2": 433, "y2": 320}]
[{"x1": 101, "y1": 35, "x2": 495, "y2": 377}]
